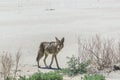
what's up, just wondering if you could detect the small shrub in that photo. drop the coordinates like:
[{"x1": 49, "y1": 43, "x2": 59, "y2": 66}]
[
  {"x1": 40, "y1": 71, "x2": 63, "y2": 80},
  {"x1": 10, "y1": 71, "x2": 63, "y2": 80},
  {"x1": 81, "y1": 74, "x2": 105, "y2": 80},
  {"x1": 5, "y1": 76, "x2": 13, "y2": 80},
  {"x1": 62, "y1": 55, "x2": 90, "y2": 76}
]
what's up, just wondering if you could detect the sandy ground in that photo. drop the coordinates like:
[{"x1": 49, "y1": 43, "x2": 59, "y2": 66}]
[
  {"x1": 0, "y1": 0, "x2": 120, "y2": 80},
  {"x1": 6, "y1": 64, "x2": 120, "y2": 80}
]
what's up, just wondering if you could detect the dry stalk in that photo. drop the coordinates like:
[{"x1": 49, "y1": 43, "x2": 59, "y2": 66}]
[
  {"x1": 78, "y1": 34, "x2": 120, "y2": 71},
  {"x1": 1, "y1": 52, "x2": 13, "y2": 80},
  {"x1": 13, "y1": 50, "x2": 21, "y2": 79}
]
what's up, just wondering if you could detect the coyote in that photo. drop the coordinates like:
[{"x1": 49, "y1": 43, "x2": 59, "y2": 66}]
[{"x1": 36, "y1": 37, "x2": 64, "y2": 69}]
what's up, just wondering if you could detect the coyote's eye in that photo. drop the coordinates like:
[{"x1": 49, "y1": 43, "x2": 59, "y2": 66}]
[
  {"x1": 60, "y1": 44, "x2": 64, "y2": 49},
  {"x1": 57, "y1": 45, "x2": 61, "y2": 50},
  {"x1": 57, "y1": 43, "x2": 63, "y2": 50}
]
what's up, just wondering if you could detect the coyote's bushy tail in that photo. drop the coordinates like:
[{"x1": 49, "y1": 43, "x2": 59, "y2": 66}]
[
  {"x1": 39, "y1": 43, "x2": 44, "y2": 52},
  {"x1": 36, "y1": 43, "x2": 44, "y2": 62}
]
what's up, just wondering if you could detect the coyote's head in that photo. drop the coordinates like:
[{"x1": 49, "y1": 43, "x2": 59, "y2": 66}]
[{"x1": 55, "y1": 37, "x2": 64, "y2": 52}]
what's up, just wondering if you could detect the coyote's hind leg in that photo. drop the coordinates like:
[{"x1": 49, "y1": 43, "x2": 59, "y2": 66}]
[
  {"x1": 43, "y1": 53, "x2": 48, "y2": 68},
  {"x1": 36, "y1": 49, "x2": 44, "y2": 68}
]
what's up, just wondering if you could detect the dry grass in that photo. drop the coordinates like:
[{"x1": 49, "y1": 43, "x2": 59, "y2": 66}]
[
  {"x1": 1, "y1": 52, "x2": 13, "y2": 80},
  {"x1": 0, "y1": 50, "x2": 21, "y2": 80},
  {"x1": 13, "y1": 50, "x2": 21, "y2": 79},
  {"x1": 78, "y1": 34, "x2": 120, "y2": 72}
]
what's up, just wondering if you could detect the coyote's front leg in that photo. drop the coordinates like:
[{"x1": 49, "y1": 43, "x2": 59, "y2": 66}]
[
  {"x1": 49, "y1": 54, "x2": 55, "y2": 69},
  {"x1": 49, "y1": 54, "x2": 61, "y2": 69},
  {"x1": 55, "y1": 55, "x2": 61, "y2": 69}
]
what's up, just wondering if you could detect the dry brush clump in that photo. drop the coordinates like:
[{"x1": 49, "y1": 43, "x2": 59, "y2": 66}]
[
  {"x1": 1, "y1": 52, "x2": 14, "y2": 80},
  {"x1": 78, "y1": 34, "x2": 120, "y2": 73},
  {"x1": 0, "y1": 50, "x2": 21, "y2": 80}
]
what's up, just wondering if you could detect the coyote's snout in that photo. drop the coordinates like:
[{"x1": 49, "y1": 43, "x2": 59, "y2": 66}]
[{"x1": 36, "y1": 37, "x2": 64, "y2": 69}]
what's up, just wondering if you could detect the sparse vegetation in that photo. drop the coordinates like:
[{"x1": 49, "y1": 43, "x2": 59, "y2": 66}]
[
  {"x1": 0, "y1": 50, "x2": 21, "y2": 80},
  {"x1": 81, "y1": 74, "x2": 105, "y2": 80},
  {"x1": 6, "y1": 71, "x2": 63, "y2": 80},
  {"x1": 78, "y1": 34, "x2": 120, "y2": 71},
  {"x1": 61, "y1": 55, "x2": 90, "y2": 76},
  {"x1": 13, "y1": 50, "x2": 21, "y2": 79},
  {"x1": 1, "y1": 52, "x2": 14, "y2": 80},
  {"x1": 28, "y1": 72, "x2": 63, "y2": 80}
]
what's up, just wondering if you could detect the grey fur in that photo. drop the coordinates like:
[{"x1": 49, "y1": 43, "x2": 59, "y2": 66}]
[{"x1": 36, "y1": 37, "x2": 64, "y2": 69}]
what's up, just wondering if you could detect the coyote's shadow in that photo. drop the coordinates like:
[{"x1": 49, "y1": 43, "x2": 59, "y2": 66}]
[{"x1": 39, "y1": 67, "x2": 61, "y2": 70}]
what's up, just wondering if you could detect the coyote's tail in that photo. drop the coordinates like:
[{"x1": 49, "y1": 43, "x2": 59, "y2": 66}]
[
  {"x1": 36, "y1": 43, "x2": 44, "y2": 62},
  {"x1": 39, "y1": 43, "x2": 44, "y2": 53}
]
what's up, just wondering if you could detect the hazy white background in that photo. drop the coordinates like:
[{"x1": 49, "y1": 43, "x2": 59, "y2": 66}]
[{"x1": 0, "y1": 0, "x2": 120, "y2": 67}]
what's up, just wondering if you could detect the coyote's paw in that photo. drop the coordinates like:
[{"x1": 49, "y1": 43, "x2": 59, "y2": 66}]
[
  {"x1": 48, "y1": 66, "x2": 52, "y2": 69},
  {"x1": 38, "y1": 66, "x2": 41, "y2": 68},
  {"x1": 57, "y1": 67, "x2": 61, "y2": 70}
]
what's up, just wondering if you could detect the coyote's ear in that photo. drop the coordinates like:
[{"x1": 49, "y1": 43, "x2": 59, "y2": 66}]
[
  {"x1": 61, "y1": 37, "x2": 64, "y2": 43},
  {"x1": 55, "y1": 37, "x2": 59, "y2": 42}
]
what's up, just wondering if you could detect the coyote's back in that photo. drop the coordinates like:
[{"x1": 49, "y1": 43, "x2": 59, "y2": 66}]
[{"x1": 36, "y1": 37, "x2": 64, "y2": 69}]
